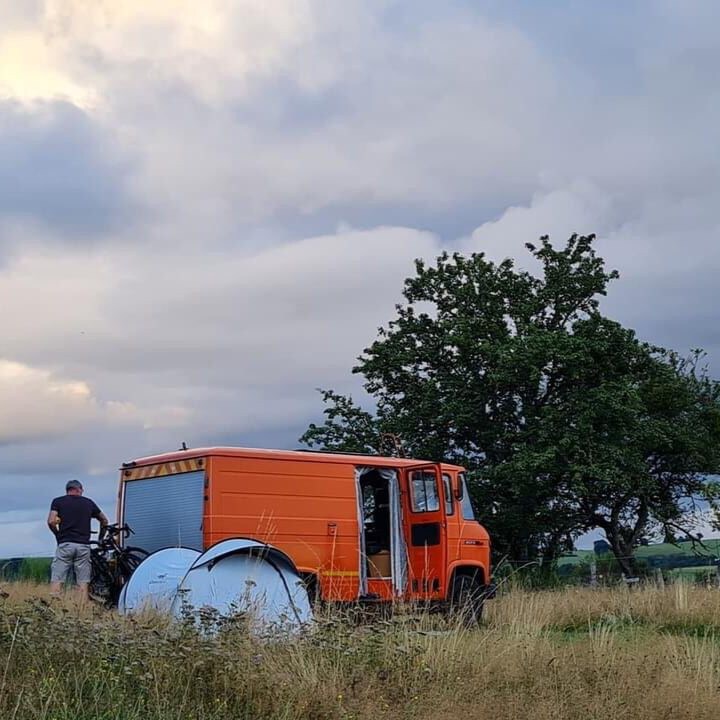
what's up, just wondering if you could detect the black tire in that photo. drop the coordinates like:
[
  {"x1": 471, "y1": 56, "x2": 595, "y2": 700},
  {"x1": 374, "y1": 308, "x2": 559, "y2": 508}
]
[
  {"x1": 91, "y1": 548, "x2": 148, "y2": 608},
  {"x1": 89, "y1": 555, "x2": 115, "y2": 607},
  {"x1": 117, "y1": 547, "x2": 150, "y2": 595},
  {"x1": 450, "y1": 574, "x2": 485, "y2": 626},
  {"x1": 122, "y1": 547, "x2": 149, "y2": 571}
]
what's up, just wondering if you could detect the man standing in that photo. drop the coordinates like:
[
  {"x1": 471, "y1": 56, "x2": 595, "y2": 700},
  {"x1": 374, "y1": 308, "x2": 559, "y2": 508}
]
[{"x1": 47, "y1": 480, "x2": 108, "y2": 599}]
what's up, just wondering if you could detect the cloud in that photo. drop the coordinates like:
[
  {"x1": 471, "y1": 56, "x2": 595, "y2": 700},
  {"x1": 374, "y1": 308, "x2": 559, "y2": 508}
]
[
  {"x1": 464, "y1": 178, "x2": 720, "y2": 366},
  {"x1": 0, "y1": 359, "x2": 101, "y2": 443},
  {"x1": 42, "y1": 1, "x2": 322, "y2": 102},
  {"x1": 4, "y1": 1, "x2": 556, "y2": 231},
  {"x1": 0, "y1": 358, "x2": 190, "y2": 445},
  {"x1": 0, "y1": 100, "x2": 140, "y2": 243},
  {"x1": 1, "y1": 2, "x2": 720, "y2": 555},
  {"x1": 0, "y1": 225, "x2": 437, "y2": 425},
  {"x1": 0, "y1": 516, "x2": 55, "y2": 557},
  {"x1": 465, "y1": 182, "x2": 615, "y2": 267}
]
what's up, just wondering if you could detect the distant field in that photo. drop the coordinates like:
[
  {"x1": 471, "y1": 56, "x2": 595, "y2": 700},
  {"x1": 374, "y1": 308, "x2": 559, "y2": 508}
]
[
  {"x1": 5, "y1": 539, "x2": 720, "y2": 585},
  {"x1": 559, "y1": 539, "x2": 720, "y2": 572},
  {"x1": 0, "y1": 556, "x2": 51, "y2": 582},
  {"x1": 2, "y1": 582, "x2": 720, "y2": 719}
]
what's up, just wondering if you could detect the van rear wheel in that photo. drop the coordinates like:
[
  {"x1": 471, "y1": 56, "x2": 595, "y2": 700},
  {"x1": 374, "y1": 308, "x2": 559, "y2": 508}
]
[{"x1": 450, "y1": 574, "x2": 485, "y2": 625}]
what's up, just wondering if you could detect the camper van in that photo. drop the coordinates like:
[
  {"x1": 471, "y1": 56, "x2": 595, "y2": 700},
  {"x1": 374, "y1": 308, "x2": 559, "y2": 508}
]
[{"x1": 117, "y1": 447, "x2": 492, "y2": 608}]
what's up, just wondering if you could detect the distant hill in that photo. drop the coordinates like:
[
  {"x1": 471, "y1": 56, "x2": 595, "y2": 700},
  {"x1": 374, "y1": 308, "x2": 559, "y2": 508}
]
[{"x1": 560, "y1": 539, "x2": 720, "y2": 572}]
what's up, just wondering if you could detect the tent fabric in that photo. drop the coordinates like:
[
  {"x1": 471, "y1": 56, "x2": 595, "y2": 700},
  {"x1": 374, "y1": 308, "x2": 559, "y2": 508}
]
[
  {"x1": 119, "y1": 547, "x2": 201, "y2": 614},
  {"x1": 172, "y1": 551, "x2": 312, "y2": 629},
  {"x1": 117, "y1": 582, "x2": 127, "y2": 610},
  {"x1": 190, "y1": 537, "x2": 297, "y2": 575},
  {"x1": 119, "y1": 538, "x2": 312, "y2": 632}
]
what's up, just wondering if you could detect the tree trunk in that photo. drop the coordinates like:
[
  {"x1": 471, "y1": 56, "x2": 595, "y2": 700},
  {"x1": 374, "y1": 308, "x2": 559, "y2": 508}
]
[
  {"x1": 606, "y1": 531, "x2": 637, "y2": 578},
  {"x1": 591, "y1": 498, "x2": 649, "y2": 579}
]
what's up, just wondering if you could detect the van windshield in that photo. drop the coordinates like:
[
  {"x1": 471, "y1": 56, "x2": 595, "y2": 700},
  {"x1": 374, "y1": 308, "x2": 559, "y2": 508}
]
[{"x1": 459, "y1": 473, "x2": 477, "y2": 521}]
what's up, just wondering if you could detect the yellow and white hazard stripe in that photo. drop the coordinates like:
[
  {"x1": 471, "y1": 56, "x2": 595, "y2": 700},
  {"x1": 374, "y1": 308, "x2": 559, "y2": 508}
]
[{"x1": 122, "y1": 457, "x2": 205, "y2": 481}]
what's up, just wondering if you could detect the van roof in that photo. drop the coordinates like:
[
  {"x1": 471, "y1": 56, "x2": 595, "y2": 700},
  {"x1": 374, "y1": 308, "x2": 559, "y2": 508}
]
[{"x1": 122, "y1": 446, "x2": 465, "y2": 471}]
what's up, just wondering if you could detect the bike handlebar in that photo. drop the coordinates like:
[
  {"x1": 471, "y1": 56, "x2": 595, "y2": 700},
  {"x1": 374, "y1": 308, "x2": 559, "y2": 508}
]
[{"x1": 95, "y1": 523, "x2": 134, "y2": 542}]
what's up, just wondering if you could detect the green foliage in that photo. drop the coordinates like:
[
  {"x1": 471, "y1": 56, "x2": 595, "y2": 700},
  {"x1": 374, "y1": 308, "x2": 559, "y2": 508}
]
[
  {"x1": 301, "y1": 390, "x2": 381, "y2": 454},
  {"x1": 0, "y1": 558, "x2": 51, "y2": 582},
  {"x1": 301, "y1": 235, "x2": 720, "y2": 572}
]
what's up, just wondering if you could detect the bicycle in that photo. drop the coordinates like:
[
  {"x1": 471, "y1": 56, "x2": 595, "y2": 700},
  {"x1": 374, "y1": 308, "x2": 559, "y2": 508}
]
[{"x1": 89, "y1": 523, "x2": 149, "y2": 607}]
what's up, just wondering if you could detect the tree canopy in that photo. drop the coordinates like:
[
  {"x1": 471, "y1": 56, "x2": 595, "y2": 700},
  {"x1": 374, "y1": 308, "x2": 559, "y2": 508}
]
[{"x1": 301, "y1": 235, "x2": 720, "y2": 572}]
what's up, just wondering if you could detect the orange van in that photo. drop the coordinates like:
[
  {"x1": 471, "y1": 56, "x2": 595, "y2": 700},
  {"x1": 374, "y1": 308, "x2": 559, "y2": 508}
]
[{"x1": 117, "y1": 447, "x2": 493, "y2": 608}]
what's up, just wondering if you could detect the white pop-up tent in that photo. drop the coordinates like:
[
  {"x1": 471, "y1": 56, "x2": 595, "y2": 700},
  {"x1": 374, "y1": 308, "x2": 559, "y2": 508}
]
[
  {"x1": 118, "y1": 538, "x2": 313, "y2": 632},
  {"x1": 119, "y1": 547, "x2": 201, "y2": 613}
]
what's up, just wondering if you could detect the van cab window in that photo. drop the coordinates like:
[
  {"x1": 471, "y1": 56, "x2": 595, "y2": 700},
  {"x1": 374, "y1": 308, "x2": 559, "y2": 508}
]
[
  {"x1": 459, "y1": 473, "x2": 477, "y2": 521},
  {"x1": 410, "y1": 471, "x2": 440, "y2": 512},
  {"x1": 442, "y1": 474, "x2": 454, "y2": 516}
]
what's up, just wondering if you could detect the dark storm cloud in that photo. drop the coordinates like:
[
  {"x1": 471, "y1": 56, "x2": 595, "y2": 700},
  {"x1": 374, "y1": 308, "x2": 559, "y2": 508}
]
[
  {"x1": 1, "y1": 1, "x2": 720, "y2": 554},
  {"x1": 0, "y1": 99, "x2": 139, "y2": 239}
]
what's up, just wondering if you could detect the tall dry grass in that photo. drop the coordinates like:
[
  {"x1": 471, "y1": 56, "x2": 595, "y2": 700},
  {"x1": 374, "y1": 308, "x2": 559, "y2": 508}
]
[{"x1": 2, "y1": 581, "x2": 720, "y2": 719}]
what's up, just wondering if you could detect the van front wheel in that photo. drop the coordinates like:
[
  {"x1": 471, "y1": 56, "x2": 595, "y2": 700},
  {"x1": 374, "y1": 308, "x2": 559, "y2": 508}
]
[{"x1": 450, "y1": 574, "x2": 485, "y2": 625}]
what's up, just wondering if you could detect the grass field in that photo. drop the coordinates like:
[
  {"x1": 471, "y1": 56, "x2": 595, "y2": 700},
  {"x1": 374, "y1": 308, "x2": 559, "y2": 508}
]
[
  {"x1": 0, "y1": 558, "x2": 51, "y2": 583},
  {"x1": 3, "y1": 582, "x2": 720, "y2": 719},
  {"x1": 558, "y1": 538, "x2": 720, "y2": 566}
]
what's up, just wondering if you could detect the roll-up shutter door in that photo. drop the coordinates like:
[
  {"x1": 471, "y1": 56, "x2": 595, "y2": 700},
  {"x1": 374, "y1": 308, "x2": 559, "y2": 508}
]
[{"x1": 123, "y1": 470, "x2": 205, "y2": 552}]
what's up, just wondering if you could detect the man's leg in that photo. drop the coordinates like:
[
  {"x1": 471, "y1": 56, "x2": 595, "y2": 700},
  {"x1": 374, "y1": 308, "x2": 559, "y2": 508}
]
[
  {"x1": 74, "y1": 544, "x2": 92, "y2": 602},
  {"x1": 50, "y1": 544, "x2": 71, "y2": 596}
]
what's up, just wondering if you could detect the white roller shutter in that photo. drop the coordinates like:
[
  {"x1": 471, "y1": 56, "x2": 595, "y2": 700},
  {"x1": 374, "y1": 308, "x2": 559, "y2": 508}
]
[{"x1": 123, "y1": 471, "x2": 205, "y2": 552}]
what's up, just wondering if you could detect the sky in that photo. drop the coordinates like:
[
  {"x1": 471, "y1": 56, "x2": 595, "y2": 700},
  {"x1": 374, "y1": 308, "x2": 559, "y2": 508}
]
[{"x1": 1, "y1": 1, "x2": 719, "y2": 556}]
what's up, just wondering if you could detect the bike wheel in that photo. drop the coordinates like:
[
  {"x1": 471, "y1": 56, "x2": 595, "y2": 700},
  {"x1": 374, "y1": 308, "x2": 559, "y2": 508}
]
[
  {"x1": 115, "y1": 547, "x2": 149, "y2": 592},
  {"x1": 125, "y1": 546, "x2": 149, "y2": 559},
  {"x1": 89, "y1": 555, "x2": 114, "y2": 607},
  {"x1": 123, "y1": 547, "x2": 149, "y2": 571}
]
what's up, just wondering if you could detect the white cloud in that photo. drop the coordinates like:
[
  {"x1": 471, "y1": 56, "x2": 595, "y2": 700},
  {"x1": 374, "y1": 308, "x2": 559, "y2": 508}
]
[
  {"x1": 44, "y1": 0, "x2": 323, "y2": 104},
  {"x1": 0, "y1": 359, "x2": 191, "y2": 444},
  {"x1": 0, "y1": 359, "x2": 100, "y2": 442},
  {"x1": 0, "y1": 226, "x2": 437, "y2": 439},
  {"x1": 0, "y1": 30, "x2": 95, "y2": 107},
  {"x1": 465, "y1": 181, "x2": 616, "y2": 268},
  {"x1": 1, "y1": 1, "x2": 323, "y2": 108},
  {"x1": 0, "y1": 1, "x2": 556, "y2": 229}
]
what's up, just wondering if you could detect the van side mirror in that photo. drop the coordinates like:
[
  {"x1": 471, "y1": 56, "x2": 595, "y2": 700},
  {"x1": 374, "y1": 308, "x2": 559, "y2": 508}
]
[{"x1": 454, "y1": 476, "x2": 464, "y2": 501}]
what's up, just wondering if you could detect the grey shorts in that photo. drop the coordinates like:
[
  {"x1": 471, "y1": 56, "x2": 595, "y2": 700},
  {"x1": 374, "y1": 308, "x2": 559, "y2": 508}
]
[{"x1": 51, "y1": 542, "x2": 92, "y2": 584}]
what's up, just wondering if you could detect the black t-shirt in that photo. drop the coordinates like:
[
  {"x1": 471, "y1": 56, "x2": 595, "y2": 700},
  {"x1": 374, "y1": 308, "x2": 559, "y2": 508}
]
[{"x1": 50, "y1": 495, "x2": 102, "y2": 545}]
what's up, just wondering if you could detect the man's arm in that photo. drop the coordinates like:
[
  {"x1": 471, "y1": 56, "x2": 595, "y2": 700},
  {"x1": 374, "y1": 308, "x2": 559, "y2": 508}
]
[
  {"x1": 91, "y1": 501, "x2": 109, "y2": 529},
  {"x1": 47, "y1": 509, "x2": 59, "y2": 536}
]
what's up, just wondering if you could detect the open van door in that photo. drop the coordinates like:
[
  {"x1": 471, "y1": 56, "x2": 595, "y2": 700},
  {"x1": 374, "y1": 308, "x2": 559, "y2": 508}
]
[{"x1": 403, "y1": 464, "x2": 447, "y2": 600}]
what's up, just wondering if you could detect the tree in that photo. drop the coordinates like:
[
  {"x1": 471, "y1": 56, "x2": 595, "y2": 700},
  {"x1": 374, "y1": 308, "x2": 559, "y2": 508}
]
[
  {"x1": 302, "y1": 390, "x2": 381, "y2": 454},
  {"x1": 301, "y1": 235, "x2": 720, "y2": 571},
  {"x1": 579, "y1": 350, "x2": 720, "y2": 575}
]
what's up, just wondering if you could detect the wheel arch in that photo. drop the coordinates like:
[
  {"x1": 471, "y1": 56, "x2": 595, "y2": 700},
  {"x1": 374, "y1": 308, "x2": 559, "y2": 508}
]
[{"x1": 446, "y1": 562, "x2": 487, "y2": 600}]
